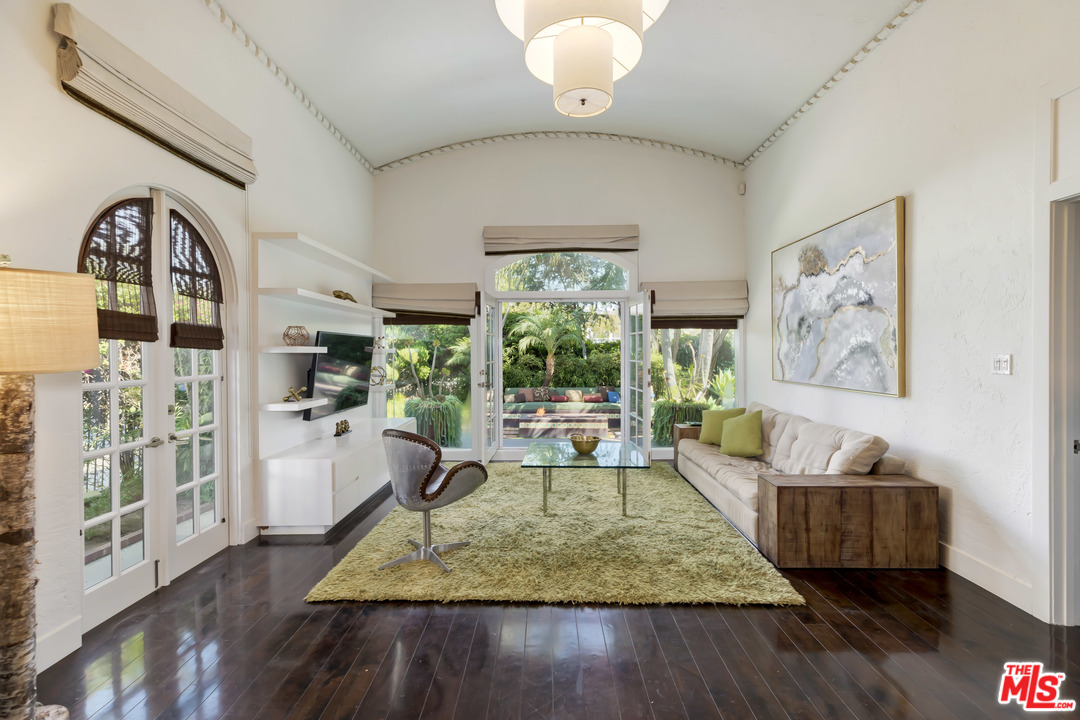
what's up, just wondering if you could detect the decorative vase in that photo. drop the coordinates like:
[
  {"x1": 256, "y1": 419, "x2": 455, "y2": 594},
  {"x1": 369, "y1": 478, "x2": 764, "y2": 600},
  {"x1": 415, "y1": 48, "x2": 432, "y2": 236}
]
[{"x1": 283, "y1": 325, "x2": 309, "y2": 346}]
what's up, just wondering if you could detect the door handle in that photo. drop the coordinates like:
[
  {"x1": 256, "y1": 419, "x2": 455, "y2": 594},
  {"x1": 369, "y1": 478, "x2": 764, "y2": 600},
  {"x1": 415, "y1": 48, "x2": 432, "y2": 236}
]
[
  {"x1": 147, "y1": 437, "x2": 164, "y2": 448},
  {"x1": 168, "y1": 433, "x2": 178, "y2": 443}
]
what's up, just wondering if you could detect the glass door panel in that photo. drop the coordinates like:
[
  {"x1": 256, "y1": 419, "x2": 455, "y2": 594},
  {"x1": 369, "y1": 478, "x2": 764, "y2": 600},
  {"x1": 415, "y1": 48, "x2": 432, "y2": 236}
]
[
  {"x1": 81, "y1": 339, "x2": 158, "y2": 629},
  {"x1": 484, "y1": 300, "x2": 499, "y2": 462},
  {"x1": 623, "y1": 292, "x2": 651, "y2": 460}
]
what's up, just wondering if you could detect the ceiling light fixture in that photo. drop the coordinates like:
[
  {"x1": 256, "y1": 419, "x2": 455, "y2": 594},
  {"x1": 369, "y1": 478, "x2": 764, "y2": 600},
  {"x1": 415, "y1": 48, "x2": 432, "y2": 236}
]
[{"x1": 495, "y1": 0, "x2": 669, "y2": 117}]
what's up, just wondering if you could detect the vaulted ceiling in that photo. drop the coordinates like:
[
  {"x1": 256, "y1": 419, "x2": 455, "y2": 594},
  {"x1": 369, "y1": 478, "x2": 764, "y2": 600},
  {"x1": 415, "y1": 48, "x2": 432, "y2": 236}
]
[{"x1": 214, "y1": 0, "x2": 917, "y2": 168}]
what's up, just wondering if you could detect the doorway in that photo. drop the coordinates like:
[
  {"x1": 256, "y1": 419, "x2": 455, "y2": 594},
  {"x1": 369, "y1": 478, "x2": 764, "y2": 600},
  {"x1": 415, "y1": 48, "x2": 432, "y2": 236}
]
[{"x1": 79, "y1": 189, "x2": 231, "y2": 630}]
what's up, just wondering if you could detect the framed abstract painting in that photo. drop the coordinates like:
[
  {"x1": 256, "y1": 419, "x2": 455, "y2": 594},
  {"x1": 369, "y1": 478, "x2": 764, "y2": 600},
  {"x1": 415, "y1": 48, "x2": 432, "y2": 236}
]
[{"x1": 771, "y1": 197, "x2": 905, "y2": 397}]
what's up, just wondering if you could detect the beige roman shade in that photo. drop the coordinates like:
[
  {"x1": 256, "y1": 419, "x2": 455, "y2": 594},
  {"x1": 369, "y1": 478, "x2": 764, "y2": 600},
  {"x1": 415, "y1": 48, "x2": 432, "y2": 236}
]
[
  {"x1": 373, "y1": 283, "x2": 480, "y2": 325},
  {"x1": 53, "y1": 4, "x2": 257, "y2": 188},
  {"x1": 483, "y1": 225, "x2": 639, "y2": 255},
  {"x1": 640, "y1": 280, "x2": 748, "y2": 328}
]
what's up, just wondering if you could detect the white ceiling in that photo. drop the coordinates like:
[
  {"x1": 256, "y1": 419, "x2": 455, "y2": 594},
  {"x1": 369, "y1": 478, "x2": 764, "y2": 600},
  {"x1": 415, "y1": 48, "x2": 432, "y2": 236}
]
[{"x1": 215, "y1": 0, "x2": 913, "y2": 168}]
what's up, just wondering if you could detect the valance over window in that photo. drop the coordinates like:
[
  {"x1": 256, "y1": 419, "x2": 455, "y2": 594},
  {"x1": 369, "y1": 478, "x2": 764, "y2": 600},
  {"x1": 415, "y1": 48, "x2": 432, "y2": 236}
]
[
  {"x1": 374, "y1": 283, "x2": 480, "y2": 326},
  {"x1": 482, "y1": 225, "x2": 639, "y2": 255},
  {"x1": 53, "y1": 3, "x2": 257, "y2": 188},
  {"x1": 640, "y1": 280, "x2": 748, "y2": 328},
  {"x1": 79, "y1": 198, "x2": 159, "y2": 342}
]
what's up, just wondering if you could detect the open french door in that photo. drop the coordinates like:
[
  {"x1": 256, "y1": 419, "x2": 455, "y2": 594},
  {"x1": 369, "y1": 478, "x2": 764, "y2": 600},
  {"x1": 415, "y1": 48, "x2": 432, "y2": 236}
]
[
  {"x1": 623, "y1": 291, "x2": 652, "y2": 459},
  {"x1": 480, "y1": 296, "x2": 500, "y2": 462}
]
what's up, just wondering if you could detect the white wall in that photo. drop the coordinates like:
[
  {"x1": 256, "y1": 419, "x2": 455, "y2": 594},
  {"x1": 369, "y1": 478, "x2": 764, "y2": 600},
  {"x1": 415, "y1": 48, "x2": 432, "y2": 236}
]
[
  {"x1": 743, "y1": 0, "x2": 1080, "y2": 614},
  {"x1": 1, "y1": 1, "x2": 374, "y2": 669},
  {"x1": 373, "y1": 138, "x2": 744, "y2": 286}
]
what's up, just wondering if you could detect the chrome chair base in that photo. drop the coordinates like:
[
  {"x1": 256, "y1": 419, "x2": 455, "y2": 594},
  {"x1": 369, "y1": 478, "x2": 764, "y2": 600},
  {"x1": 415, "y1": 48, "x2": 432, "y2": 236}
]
[{"x1": 379, "y1": 509, "x2": 470, "y2": 573}]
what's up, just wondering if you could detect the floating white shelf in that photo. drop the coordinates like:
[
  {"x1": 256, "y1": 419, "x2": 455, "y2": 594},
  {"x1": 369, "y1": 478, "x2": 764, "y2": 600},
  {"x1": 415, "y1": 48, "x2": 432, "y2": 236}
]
[
  {"x1": 259, "y1": 397, "x2": 328, "y2": 412},
  {"x1": 258, "y1": 287, "x2": 396, "y2": 317},
  {"x1": 260, "y1": 345, "x2": 328, "y2": 354},
  {"x1": 252, "y1": 232, "x2": 394, "y2": 282}
]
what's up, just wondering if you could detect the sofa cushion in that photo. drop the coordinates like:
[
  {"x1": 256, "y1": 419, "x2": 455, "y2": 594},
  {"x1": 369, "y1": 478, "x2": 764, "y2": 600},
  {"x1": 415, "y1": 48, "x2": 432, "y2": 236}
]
[
  {"x1": 719, "y1": 410, "x2": 763, "y2": 457},
  {"x1": 583, "y1": 393, "x2": 604, "y2": 403},
  {"x1": 565, "y1": 389, "x2": 583, "y2": 402},
  {"x1": 699, "y1": 407, "x2": 744, "y2": 446},
  {"x1": 679, "y1": 439, "x2": 771, "y2": 509},
  {"x1": 550, "y1": 394, "x2": 568, "y2": 403},
  {"x1": 520, "y1": 388, "x2": 535, "y2": 402},
  {"x1": 504, "y1": 394, "x2": 516, "y2": 403},
  {"x1": 532, "y1": 386, "x2": 551, "y2": 402},
  {"x1": 748, "y1": 401, "x2": 810, "y2": 466},
  {"x1": 771, "y1": 421, "x2": 889, "y2": 475}
]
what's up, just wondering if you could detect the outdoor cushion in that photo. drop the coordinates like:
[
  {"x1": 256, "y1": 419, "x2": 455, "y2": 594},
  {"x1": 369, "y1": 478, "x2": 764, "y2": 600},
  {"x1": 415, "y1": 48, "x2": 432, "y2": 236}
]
[
  {"x1": 550, "y1": 394, "x2": 568, "y2": 402},
  {"x1": 565, "y1": 389, "x2": 583, "y2": 402},
  {"x1": 504, "y1": 394, "x2": 515, "y2": 403},
  {"x1": 520, "y1": 388, "x2": 534, "y2": 402},
  {"x1": 720, "y1": 410, "x2": 763, "y2": 458},
  {"x1": 532, "y1": 387, "x2": 551, "y2": 402},
  {"x1": 608, "y1": 391, "x2": 621, "y2": 403},
  {"x1": 514, "y1": 392, "x2": 527, "y2": 403},
  {"x1": 583, "y1": 393, "x2": 603, "y2": 403}
]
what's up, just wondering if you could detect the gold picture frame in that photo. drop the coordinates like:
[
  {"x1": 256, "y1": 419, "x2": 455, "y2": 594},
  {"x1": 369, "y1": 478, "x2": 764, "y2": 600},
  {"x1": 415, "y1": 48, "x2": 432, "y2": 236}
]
[{"x1": 771, "y1": 197, "x2": 905, "y2": 397}]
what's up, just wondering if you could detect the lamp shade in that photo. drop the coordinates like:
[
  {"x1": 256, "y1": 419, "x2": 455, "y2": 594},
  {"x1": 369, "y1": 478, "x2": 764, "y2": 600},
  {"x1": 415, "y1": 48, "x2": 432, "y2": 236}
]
[
  {"x1": 0, "y1": 267, "x2": 101, "y2": 373},
  {"x1": 496, "y1": 0, "x2": 669, "y2": 39},
  {"x1": 523, "y1": 0, "x2": 642, "y2": 85},
  {"x1": 554, "y1": 25, "x2": 614, "y2": 117}
]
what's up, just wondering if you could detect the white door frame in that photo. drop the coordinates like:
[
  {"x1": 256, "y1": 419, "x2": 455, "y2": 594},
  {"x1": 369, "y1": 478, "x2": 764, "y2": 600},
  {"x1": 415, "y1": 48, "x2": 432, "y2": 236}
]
[{"x1": 1033, "y1": 77, "x2": 1080, "y2": 625}]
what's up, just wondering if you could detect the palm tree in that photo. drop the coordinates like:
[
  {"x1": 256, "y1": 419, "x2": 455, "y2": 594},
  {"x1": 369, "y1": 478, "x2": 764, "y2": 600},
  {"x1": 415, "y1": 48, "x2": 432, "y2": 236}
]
[{"x1": 508, "y1": 308, "x2": 583, "y2": 388}]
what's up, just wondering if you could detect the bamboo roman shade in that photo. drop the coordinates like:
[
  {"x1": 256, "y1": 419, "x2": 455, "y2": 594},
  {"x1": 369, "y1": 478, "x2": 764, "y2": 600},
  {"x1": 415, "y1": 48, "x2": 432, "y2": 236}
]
[
  {"x1": 640, "y1": 280, "x2": 748, "y2": 329},
  {"x1": 53, "y1": 4, "x2": 257, "y2": 188},
  {"x1": 170, "y1": 211, "x2": 224, "y2": 349},
  {"x1": 373, "y1": 283, "x2": 480, "y2": 326},
  {"x1": 482, "y1": 225, "x2": 639, "y2": 255},
  {"x1": 79, "y1": 198, "x2": 159, "y2": 342}
]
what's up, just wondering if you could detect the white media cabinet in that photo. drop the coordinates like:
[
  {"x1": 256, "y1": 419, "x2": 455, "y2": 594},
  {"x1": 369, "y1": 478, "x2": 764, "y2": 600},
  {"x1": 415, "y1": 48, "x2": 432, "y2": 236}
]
[
  {"x1": 252, "y1": 231, "x2": 401, "y2": 535},
  {"x1": 260, "y1": 416, "x2": 414, "y2": 535}
]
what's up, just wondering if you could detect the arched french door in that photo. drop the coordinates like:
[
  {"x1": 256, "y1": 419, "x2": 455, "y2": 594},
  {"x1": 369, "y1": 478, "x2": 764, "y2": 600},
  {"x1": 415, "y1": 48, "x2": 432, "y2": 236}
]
[{"x1": 79, "y1": 188, "x2": 231, "y2": 630}]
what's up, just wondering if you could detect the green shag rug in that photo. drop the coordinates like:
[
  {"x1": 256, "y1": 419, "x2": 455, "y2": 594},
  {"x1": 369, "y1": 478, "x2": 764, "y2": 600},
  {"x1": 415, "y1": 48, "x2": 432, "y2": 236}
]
[{"x1": 305, "y1": 462, "x2": 803, "y2": 606}]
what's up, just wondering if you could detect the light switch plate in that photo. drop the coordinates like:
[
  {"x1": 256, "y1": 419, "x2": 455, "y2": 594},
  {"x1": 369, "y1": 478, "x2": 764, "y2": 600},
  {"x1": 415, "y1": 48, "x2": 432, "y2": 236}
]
[{"x1": 992, "y1": 354, "x2": 1013, "y2": 375}]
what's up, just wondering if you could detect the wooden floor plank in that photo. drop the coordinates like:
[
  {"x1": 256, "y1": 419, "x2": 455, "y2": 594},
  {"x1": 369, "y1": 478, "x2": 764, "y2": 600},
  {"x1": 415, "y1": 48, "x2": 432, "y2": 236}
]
[{"x1": 573, "y1": 607, "x2": 620, "y2": 720}]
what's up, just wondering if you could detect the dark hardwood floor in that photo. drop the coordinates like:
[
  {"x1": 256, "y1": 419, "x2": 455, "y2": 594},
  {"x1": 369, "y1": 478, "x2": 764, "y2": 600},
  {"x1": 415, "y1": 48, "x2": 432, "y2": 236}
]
[{"x1": 39, "y1": 489, "x2": 1079, "y2": 719}]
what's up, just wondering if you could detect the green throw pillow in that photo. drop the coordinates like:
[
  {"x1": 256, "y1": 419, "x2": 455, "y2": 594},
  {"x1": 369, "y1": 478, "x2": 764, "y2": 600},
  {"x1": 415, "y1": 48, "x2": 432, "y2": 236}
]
[
  {"x1": 697, "y1": 408, "x2": 745, "y2": 446},
  {"x1": 720, "y1": 410, "x2": 763, "y2": 457}
]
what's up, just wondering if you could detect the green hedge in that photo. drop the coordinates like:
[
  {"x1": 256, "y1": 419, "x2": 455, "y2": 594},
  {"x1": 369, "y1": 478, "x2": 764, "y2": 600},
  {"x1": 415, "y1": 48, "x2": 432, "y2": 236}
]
[{"x1": 651, "y1": 399, "x2": 712, "y2": 446}]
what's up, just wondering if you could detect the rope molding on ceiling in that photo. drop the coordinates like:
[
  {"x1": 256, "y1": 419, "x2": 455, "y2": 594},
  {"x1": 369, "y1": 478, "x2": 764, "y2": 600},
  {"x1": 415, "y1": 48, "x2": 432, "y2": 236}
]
[{"x1": 201, "y1": 0, "x2": 927, "y2": 176}]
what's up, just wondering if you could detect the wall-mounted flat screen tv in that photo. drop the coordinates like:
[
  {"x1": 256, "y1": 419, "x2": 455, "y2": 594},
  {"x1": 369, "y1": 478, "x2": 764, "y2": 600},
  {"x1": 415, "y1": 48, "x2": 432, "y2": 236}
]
[{"x1": 302, "y1": 331, "x2": 375, "y2": 421}]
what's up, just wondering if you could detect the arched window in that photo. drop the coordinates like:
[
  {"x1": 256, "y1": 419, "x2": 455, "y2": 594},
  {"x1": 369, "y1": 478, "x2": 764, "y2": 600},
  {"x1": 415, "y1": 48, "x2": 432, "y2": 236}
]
[
  {"x1": 79, "y1": 198, "x2": 158, "y2": 341},
  {"x1": 493, "y1": 251, "x2": 629, "y2": 292},
  {"x1": 170, "y1": 211, "x2": 223, "y2": 349}
]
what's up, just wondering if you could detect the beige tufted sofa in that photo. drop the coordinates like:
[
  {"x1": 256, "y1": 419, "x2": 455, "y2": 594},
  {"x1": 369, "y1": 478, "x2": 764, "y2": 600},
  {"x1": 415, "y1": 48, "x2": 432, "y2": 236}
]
[{"x1": 676, "y1": 401, "x2": 905, "y2": 545}]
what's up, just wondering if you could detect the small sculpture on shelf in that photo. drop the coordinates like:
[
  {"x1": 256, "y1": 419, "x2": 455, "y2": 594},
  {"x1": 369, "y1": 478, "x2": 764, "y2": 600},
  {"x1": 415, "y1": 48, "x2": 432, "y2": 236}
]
[
  {"x1": 369, "y1": 366, "x2": 386, "y2": 387},
  {"x1": 282, "y1": 386, "x2": 306, "y2": 402},
  {"x1": 335, "y1": 419, "x2": 351, "y2": 437},
  {"x1": 332, "y1": 289, "x2": 358, "y2": 303},
  {"x1": 282, "y1": 325, "x2": 309, "y2": 346}
]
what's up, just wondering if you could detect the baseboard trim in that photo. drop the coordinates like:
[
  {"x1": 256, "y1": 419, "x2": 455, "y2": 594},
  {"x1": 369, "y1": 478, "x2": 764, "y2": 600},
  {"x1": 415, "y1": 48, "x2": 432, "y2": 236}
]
[
  {"x1": 240, "y1": 517, "x2": 259, "y2": 544},
  {"x1": 37, "y1": 615, "x2": 82, "y2": 672},
  {"x1": 939, "y1": 541, "x2": 1033, "y2": 614}
]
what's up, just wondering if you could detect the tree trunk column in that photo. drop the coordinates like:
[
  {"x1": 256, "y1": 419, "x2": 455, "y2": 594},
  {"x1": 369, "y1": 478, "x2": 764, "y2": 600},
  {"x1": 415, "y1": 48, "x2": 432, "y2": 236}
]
[{"x1": 0, "y1": 373, "x2": 36, "y2": 720}]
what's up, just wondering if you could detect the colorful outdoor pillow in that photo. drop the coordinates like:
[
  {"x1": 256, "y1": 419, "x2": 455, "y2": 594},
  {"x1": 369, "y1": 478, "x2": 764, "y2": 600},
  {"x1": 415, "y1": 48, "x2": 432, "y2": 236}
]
[
  {"x1": 550, "y1": 394, "x2": 568, "y2": 402},
  {"x1": 504, "y1": 394, "x2": 515, "y2": 403},
  {"x1": 608, "y1": 391, "x2": 621, "y2": 403},
  {"x1": 514, "y1": 392, "x2": 527, "y2": 403},
  {"x1": 583, "y1": 393, "x2": 603, "y2": 403},
  {"x1": 698, "y1": 407, "x2": 745, "y2": 446},
  {"x1": 719, "y1": 410, "x2": 764, "y2": 458},
  {"x1": 565, "y1": 389, "x2": 584, "y2": 402},
  {"x1": 520, "y1": 388, "x2": 534, "y2": 402},
  {"x1": 532, "y1": 387, "x2": 551, "y2": 402}
]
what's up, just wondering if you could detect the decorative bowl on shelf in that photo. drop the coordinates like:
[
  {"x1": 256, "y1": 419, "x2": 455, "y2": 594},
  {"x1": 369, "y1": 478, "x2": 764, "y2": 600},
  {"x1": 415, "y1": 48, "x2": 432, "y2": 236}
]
[{"x1": 570, "y1": 434, "x2": 600, "y2": 455}]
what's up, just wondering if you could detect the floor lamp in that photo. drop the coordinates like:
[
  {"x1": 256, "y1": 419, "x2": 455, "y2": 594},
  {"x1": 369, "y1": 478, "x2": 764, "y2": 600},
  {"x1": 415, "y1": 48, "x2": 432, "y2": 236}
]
[{"x1": 0, "y1": 257, "x2": 99, "y2": 720}]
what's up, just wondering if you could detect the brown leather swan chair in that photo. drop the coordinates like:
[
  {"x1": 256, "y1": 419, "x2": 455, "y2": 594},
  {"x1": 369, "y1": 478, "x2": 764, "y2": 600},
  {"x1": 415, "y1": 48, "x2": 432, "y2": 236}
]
[{"x1": 379, "y1": 428, "x2": 488, "y2": 572}]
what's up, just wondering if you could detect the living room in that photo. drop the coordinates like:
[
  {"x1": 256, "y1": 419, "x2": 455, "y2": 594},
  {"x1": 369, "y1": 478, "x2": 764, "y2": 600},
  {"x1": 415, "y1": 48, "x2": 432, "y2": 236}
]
[{"x1": 3, "y1": 0, "x2": 1079, "y2": 718}]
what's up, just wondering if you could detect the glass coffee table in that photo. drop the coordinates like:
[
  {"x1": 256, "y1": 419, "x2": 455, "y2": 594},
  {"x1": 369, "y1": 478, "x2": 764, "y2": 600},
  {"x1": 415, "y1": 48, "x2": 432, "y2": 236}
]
[{"x1": 521, "y1": 440, "x2": 650, "y2": 516}]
